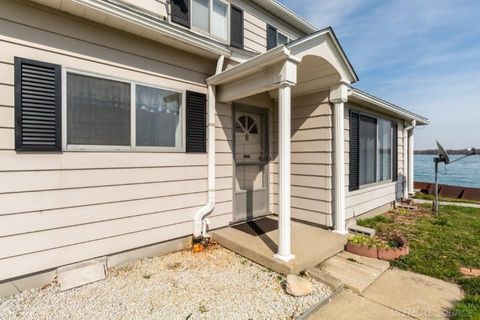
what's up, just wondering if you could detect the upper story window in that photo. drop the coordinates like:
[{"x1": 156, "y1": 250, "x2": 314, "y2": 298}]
[
  {"x1": 267, "y1": 24, "x2": 289, "y2": 50},
  {"x1": 277, "y1": 32, "x2": 289, "y2": 45},
  {"x1": 170, "y1": 0, "x2": 245, "y2": 49},
  {"x1": 190, "y1": 0, "x2": 229, "y2": 42},
  {"x1": 349, "y1": 111, "x2": 398, "y2": 191}
]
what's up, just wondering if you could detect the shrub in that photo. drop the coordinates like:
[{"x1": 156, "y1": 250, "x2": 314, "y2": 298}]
[{"x1": 347, "y1": 235, "x2": 389, "y2": 248}]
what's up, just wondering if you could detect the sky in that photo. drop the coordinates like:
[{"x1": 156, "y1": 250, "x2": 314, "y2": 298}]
[{"x1": 278, "y1": 0, "x2": 480, "y2": 150}]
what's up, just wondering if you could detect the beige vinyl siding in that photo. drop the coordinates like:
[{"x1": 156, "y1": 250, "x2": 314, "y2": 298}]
[
  {"x1": 229, "y1": 0, "x2": 304, "y2": 54},
  {"x1": 270, "y1": 91, "x2": 333, "y2": 226},
  {"x1": 114, "y1": 0, "x2": 306, "y2": 55},
  {"x1": 396, "y1": 123, "x2": 405, "y2": 199},
  {"x1": 0, "y1": 0, "x2": 233, "y2": 281},
  {"x1": 243, "y1": 11, "x2": 267, "y2": 53},
  {"x1": 344, "y1": 103, "x2": 405, "y2": 219}
]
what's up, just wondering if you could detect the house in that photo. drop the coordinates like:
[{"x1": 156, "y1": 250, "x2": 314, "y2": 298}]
[{"x1": 0, "y1": 0, "x2": 428, "y2": 295}]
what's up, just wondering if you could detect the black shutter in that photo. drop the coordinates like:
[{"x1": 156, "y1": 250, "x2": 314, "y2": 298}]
[
  {"x1": 186, "y1": 91, "x2": 207, "y2": 153},
  {"x1": 349, "y1": 112, "x2": 360, "y2": 191},
  {"x1": 15, "y1": 57, "x2": 62, "y2": 152},
  {"x1": 230, "y1": 6, "x2": 244, "y2": 49},
  {"x1": 392, "y1": 122, "x2": 398, "y2": 181},
  {"x1": 267, "y1": 24, "x2": 277, "y2": 50},
  {"x1": 171, "y1": 0, "x2": 190, "y2": 28}
]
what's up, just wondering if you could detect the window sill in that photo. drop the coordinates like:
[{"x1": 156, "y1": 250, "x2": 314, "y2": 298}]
[
  {"x1": 64, "y1": 145, "x2": 186, "y2": 153},
  {"x1": 190, "y1": 26, "x2": 229, "y2": 45}
]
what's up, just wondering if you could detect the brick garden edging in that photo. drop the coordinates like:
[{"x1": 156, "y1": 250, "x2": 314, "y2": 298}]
[{"x1": 346, "y1": 235, "x2": 409, "y2": 261}]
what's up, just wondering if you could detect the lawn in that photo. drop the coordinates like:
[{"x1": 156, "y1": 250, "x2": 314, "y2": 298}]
[
  {"x1": 414, "y1": 192, "x2": 480, "y2": 205},
  {"x1": 358, "y1": 204, "x2": 480, "y2": 320}
]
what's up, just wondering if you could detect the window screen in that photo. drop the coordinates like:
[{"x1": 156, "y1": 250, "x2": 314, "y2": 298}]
[
  {"x1": 136, "y1": 85, "x2": 182, "y2": 147},
  {"x1": 212, "y1": 0, "x2": 228, "y2": 40},
  {"x1": 277, "y1": 32, "x2": 288, "y2": 45},
  {"x1": 192, "y1": 0, "x2": 209, "y2": 32},
  {"x1": 67, "y1": 73, "x2": 130, "y2": 146},
  {"x1": 359, "y1": 115, "x2": 377, "y2": 185},
  {"x1": 377, "y1": 119, "x2": 392, "y2": 181}
]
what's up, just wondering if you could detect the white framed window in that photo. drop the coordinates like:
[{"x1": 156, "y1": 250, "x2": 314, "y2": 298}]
[
  {"x1": 66, "y1": 73, "x2": 131, "y2": 147},
  {"x1": 63, "y1": 70, "x2": 185, "y2": 152},
  {"x1": 192, "y1": 0, "x2": 209, "y2": 33},
  {"x1": 355, "y1": 112, "x2": 394, "y2": 187},
  {"x1": 135, "y1": 84, "x2": 182, "y2": 148},
  {"x1": 211, "y1": 0, "x2": 228, "y2": 40},
  {"x1": 191, "y1": 0, "x2": 229, "y2": 42},
  {"x1": 377, "y1": 118, "x2": 392, "y2": 181}
]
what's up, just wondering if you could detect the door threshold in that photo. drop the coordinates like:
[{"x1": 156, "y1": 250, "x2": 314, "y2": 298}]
[{"x1": 229, "y1": 213, "x2": 272, "y2": 227}]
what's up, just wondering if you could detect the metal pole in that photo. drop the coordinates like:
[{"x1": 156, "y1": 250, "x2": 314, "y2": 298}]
[{"x1": 434, "y1": 158, "x2": 439, "y2": 215}]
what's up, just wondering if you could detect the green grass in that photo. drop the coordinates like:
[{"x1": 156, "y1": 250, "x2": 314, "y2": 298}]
[
  {"x1": 460, "y1": 278, "x2": 480, "y2": 296},
  {"x1": 358, "y1": 204, "x2": 480, "y2": 320},
  {"x1": 414, "y1": 193, "x2": 480, "y2": 205},
  {"x1": 452, "y1": 296, "x2": 480, "y2": 320}
]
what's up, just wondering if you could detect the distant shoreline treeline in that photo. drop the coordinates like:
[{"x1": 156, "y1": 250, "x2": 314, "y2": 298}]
[{"x1": 415, "y1": 148, "x2": 478, "y2": 155}]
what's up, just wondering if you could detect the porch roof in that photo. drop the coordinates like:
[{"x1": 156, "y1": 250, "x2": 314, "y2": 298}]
[
  {"x1": 349, "y1": 88, "x2": 430, "y2": 126},
  {"x1": 208, "y1": 28, "x2": 358, "y2": 87},
  {"x1": 207, "y1": 28, "x2": 359, "y2": 102}
]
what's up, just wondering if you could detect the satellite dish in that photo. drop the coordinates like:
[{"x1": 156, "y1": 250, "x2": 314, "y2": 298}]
[{"x1": 436, "y1": 141, "x2": 450, "y2": 164}]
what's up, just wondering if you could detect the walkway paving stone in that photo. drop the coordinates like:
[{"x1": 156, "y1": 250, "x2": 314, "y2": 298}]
[
  {"x1": 310, "y1": 269, "x2": 464, "y2": 320},
  {"x1": 309, "y1": 290, "x2": 414, "y2": 320},
  {"x1": 363, "y1": 269, "x2": 464, "y2": 320}
]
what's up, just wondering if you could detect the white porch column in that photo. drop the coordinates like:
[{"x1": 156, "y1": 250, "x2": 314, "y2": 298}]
[
  {"x1": 330, "y1": 84, "x2": 349, "y2": 235},
  {"x1": 408, "y1": 129, "x2": 415, "y2": 195},
  {"x1": 275, "y1": 81, "x2": 295, "y2": 262}
]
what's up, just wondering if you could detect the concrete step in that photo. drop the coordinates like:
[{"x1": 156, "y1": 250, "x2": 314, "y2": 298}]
[
  {"x1": 318, "y1": 252, "x2": 389, "y2": 293},
  {"x1": 336, "y1": 251, "x2": 390, "y2": 273},
  {"x1": 305, "y1": 268, "x2": 344, "y2": 292}
]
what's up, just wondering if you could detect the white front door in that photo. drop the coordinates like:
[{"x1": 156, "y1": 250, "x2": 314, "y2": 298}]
[{"x1": 233, "y1": 107, "x2": 268, "y2": 222}]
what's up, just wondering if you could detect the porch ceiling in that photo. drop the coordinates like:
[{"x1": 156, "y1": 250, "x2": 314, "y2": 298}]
[{"x1": 207, "y1": 28, "x2": 359, "y2": 103}]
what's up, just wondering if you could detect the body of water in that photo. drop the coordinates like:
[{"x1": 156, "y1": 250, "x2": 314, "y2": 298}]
[{"x1": 415, "y1": 155, "x2": 480, "y2": 188}]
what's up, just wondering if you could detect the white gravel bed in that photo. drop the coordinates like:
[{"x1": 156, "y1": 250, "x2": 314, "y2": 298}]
[{"x1": 0, "y1": 245, "x2": 331, "y2": 320}]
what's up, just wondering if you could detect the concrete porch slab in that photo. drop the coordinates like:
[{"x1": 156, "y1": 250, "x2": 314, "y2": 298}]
[{"x1": 211, "y1": 216, "x2": 347, "y2": 275}]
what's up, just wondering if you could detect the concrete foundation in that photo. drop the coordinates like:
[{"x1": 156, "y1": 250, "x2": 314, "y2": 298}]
[{"x1": 0, "y1": 235, "x2": 191, "y2": 298}]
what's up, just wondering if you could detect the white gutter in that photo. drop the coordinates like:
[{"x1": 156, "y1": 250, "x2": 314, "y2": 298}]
[
  {"x1": 349, "y1": 88, "x2": 429, "y2": 125},
  {"x1": 250, "y1": 0, "x2": 317, "y2": 34},
  {"x1": 72, "y1": 0, "x2": 231, "y2": 57},
  {"x1": 193, "y1": 55, "x2": 224, "y2": 242},
  {"x1": 404, "y1": 120, "x2": 416, "y2": 135}
]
